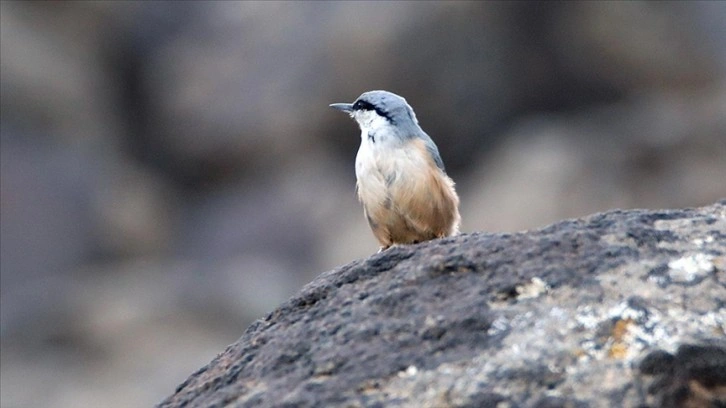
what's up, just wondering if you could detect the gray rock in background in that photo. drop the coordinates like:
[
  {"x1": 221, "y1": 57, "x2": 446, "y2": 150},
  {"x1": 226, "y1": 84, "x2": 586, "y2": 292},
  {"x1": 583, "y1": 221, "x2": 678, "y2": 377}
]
[
  {"x1": 158, "y1": 201, "x2": 726, "y2": 408},
  {"x1": 1, "y1": 1, "x2": 725, "y2": 407}
]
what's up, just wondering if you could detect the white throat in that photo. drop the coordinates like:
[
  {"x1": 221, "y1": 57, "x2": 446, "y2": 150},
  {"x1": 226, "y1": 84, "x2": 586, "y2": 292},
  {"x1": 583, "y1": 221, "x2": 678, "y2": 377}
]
[{"x1": 352, "y1": 110, "x2": 396, "y2": 146}]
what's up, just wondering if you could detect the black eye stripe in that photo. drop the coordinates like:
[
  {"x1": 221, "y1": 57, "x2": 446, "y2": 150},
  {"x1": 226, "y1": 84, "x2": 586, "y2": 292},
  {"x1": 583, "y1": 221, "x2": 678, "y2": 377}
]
[
  {"x1": 353, "y1": 100, "x2": 376, "y2": 111},
  {"x1": 353, "y1": 100, "x2": 392, "y2": 122}
]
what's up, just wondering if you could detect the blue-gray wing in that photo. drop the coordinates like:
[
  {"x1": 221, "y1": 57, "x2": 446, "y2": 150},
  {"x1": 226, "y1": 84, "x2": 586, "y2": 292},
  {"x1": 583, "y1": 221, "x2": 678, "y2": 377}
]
[{"x1": 421, "y1": 133, "x2": 446, "y2": 172}]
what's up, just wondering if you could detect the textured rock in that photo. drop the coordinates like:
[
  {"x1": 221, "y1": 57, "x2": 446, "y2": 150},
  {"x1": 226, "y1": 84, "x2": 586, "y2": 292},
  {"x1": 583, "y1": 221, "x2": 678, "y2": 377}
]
[{"x1": 158, "y1": 201, "x2": 726, "y2": 408}]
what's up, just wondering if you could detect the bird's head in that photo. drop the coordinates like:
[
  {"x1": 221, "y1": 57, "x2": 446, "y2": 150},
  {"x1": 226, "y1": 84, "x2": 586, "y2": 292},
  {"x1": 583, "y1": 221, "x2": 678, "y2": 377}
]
[{"x1": 330, "y1": 90, "x2": 420, "y2": 134}]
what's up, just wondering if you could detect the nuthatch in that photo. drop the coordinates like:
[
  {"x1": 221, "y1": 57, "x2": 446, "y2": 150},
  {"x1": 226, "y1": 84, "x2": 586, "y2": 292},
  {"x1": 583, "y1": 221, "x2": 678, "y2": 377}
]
[{"x1": 330, "y1": 90, "x2": 461, "y2": 251}]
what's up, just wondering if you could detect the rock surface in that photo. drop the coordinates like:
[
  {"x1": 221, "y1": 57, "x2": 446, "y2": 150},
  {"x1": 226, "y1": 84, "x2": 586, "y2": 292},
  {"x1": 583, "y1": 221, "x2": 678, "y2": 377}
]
[{"x1": 158, "y1": 201, "x2": 726, "y2": 408}]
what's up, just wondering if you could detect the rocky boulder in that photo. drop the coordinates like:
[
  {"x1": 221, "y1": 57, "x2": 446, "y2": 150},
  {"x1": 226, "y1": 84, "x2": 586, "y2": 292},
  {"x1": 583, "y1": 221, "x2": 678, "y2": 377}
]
[{"x1": 159, "y1": 201, "x2": 726, "y2": 407}]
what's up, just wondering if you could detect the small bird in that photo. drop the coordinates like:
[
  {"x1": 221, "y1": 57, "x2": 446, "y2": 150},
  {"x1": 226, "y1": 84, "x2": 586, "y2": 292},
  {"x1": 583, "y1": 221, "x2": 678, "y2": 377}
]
[{"x1": 330, "y1": 90, "x2": 461, "y2": 251}]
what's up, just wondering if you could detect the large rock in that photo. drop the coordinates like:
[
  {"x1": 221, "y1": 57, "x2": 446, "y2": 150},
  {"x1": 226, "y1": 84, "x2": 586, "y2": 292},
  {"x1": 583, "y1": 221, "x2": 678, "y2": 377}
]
[{"x1": 158, "y1": 201, "x2": 726, "y2": 407}]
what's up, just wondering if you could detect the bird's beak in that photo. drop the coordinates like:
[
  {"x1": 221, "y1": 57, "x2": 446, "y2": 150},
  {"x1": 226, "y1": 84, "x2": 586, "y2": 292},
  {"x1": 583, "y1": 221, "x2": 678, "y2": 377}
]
[{"x1": 329, "y1": 103, "x2": 354, "y2": 112}]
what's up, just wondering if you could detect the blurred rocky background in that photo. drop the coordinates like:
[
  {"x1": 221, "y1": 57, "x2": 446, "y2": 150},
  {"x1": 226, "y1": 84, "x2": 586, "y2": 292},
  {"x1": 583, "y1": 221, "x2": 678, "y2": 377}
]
[{"x1": 0, "y1": 1, "x2": 724, "y2": 407}]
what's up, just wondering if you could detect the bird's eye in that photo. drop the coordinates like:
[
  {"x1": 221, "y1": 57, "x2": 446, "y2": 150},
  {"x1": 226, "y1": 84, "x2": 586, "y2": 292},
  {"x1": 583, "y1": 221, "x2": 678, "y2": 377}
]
[{"x1": 354, "y1": 100, "x2": 374, "y2": 111}]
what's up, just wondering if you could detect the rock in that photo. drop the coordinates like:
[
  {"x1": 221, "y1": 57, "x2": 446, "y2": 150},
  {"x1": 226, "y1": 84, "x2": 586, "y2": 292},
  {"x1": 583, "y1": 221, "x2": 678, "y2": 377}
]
[
  {"x1": 639, "y1": 344, "x2": 726, "y2": 408},
  {"x1": 158, "y1": 201, "x2": 726, "y2": 407}
]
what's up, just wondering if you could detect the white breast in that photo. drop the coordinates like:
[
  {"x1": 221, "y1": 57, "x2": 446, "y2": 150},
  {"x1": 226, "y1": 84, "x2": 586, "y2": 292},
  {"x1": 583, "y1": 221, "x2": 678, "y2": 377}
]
[
  {"x1": 355, "y1": 127, "x2": 430, "y2": 208},
  {"x1": 354, "y1": 112, "x2": 396, "y2": 182}
]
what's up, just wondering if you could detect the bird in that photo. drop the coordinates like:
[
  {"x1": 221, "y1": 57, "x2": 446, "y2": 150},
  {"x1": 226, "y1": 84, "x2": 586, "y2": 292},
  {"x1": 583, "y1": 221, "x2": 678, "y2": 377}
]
[{"x1": 330, "y1": 90, "x2": 461, "y2": 251}]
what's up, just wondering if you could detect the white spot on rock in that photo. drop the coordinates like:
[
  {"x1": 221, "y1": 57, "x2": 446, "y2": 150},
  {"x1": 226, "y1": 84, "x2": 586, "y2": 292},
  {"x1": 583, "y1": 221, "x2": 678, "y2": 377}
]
[{"x1": 667, "y1": 254, "x2": 714, "y2": 283}]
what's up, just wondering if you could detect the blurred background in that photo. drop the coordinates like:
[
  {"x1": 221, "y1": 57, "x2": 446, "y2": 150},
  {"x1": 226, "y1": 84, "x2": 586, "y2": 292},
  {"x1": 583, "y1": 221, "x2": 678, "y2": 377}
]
[{"x1": 1, "y1": 1, "x2": 724, "y2": 407}]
